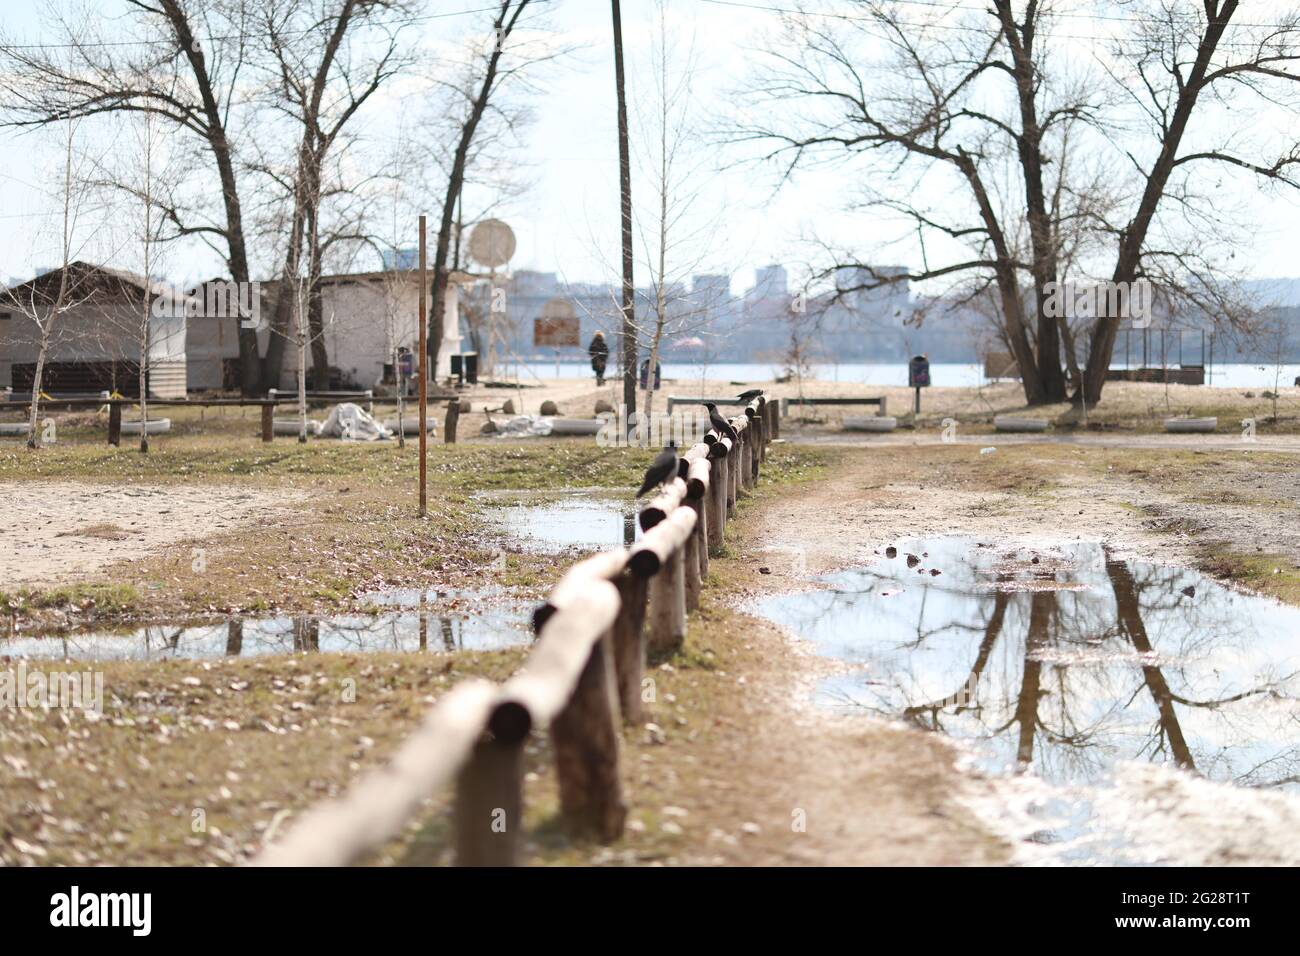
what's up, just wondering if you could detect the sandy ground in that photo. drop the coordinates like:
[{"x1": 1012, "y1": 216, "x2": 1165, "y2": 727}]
[
  {"x1": 470, "y1": 373, "x2": 1300, "y2": 430},
  {"x1": 0, "y1": 482, "x2": 306, "y2": 587}
]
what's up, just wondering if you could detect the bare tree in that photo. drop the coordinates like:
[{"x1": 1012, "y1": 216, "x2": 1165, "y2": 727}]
[
  {"x1": 611, "y1": 0, "x2": 637, "y2": 419},
  {"x1": 632, "y1": 1, "x2": 728, "y2": 426},
  {"x1": 0, "y1": 120, "x2": 98, "y2": 449},
  {"x1": 253, "y1": 0, "x2": 410, "y2": 393},
  {"x1": 736, "y1": 1, "x2": 1300, "y2": 407},
  {"x1": 0, "y1": 0, "x2": 265, "y2": 394},
  {"x1": 1079, "y1": 0, "x2": 1300, "y2": 404},
  {"x1": 425, "y1": 0, "x2": 544, "y2": 384}
]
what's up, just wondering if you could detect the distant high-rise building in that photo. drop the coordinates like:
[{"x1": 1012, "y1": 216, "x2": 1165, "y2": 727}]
[{"x1": 379, "y1": 248, "x2": 419, "y2": 271}]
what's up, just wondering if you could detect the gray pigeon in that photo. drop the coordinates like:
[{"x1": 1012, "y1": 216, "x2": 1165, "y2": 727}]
[
  {"x1": 703, "y1": 402, "x2": 739, "y2": 443},
  {"x1": 636, "y1": 444, "x2": 679, "y2": 498}
]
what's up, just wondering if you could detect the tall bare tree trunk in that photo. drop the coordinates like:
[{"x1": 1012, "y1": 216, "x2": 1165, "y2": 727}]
[{"x1": 1079, "y1": 1, "x2": 1239, "y2": 406}]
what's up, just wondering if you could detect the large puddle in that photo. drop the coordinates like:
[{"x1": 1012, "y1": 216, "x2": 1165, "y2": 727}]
[
  {"x1": 1, "y1": 589, "x2": 529, "y2": 662},
  {"x1": 488, "y1": 491, "x2": 641, "y2": 553},
  {"x1": 753, "y1": 537, "x2": 1300, "y2": 863}
]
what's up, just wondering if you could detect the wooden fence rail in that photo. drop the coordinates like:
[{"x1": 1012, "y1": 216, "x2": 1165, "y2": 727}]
[{"x1": 252, "y1": 396, "x2": 772, "y2": 867}]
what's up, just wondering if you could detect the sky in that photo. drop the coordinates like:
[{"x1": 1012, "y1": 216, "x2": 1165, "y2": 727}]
[{"x1": 1, "y1": 0, "x2": 1298, "y2": 295}]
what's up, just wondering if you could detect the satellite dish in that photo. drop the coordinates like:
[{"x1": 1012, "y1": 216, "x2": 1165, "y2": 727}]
[{"x1": 468, "y1": 218, "x2": 516, "y2": 269}]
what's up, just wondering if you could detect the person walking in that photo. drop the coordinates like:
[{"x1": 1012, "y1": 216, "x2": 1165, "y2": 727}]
[{"x1": 588, "y1": 331, "x2": 609, "y2": 386}]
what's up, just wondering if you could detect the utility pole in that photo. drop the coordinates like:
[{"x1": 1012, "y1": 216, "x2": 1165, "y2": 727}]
[
  {"x1": 418, "y1": 214, "x2": 428, "y2": 517},
  {"x1": 611, "y1": 0, "x2": 637, "y2": 420}
]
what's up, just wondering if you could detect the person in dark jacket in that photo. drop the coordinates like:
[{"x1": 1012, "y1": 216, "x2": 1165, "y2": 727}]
[{"x1": 588, "y1": 331, "x2": 609, "y2": 385}]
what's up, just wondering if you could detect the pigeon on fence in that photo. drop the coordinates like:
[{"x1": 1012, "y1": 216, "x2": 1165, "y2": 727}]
[
  {"x1": 636, "y1": 444, "x2": 679, "y2": 498},
  {"x1": 703, "y1": 402, "x2": 739, "y2": 443}
]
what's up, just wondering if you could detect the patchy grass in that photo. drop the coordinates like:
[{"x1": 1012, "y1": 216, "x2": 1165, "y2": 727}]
[
  {"x1": 2, "y1": 436, "x2": 839, "y2": 866},
  {"x1": 0, "y1": 649, "x2": 526, "y2": 866}
]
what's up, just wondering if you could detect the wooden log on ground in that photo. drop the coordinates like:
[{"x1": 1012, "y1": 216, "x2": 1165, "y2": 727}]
[
  {"x1": 638, "y1": 475, "x2": 687, "y2": 530},
  {"x1": 251, "y1": 679, "x2": 499, "y2": 867},
  {"x1": 611, "y1": 574, "x2": 649, "y2": 724},
  {"x1": 550, "y1": 630, "x2": 626, "y2": 840},
  {"x1": 107, "y1": 402, "x2": 122, "y2": 447},
  {"x1": 455, "y1": 734, "x2": 525, "y2": 866},
  {"x1": 260, "y1": 403, "x2": 274, "y2": 443}
]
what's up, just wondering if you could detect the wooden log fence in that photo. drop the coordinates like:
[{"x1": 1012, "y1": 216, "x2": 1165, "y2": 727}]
[{"x1": 252, "y1": 396, "x2": 773, "y2": 867}]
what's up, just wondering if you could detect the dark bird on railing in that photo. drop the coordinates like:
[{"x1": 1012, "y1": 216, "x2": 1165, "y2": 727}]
[
  {"x1": 736, "y1": 388, "x2": 763, "y2": 403},
  {"x1": 703, "y1": 402, "x2": 738, "y2": 443},
  {"x1": 636, "y1": 444, "x2": 679, "y2": 498}
]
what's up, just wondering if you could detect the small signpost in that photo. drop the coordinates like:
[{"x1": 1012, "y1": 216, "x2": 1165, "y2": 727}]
[
  {"x1": 534, "y1": 297, "x2": 580, "y2": 376},
  {"x1": 908, "y1": 354, "x2": 930, "y2": 415}
]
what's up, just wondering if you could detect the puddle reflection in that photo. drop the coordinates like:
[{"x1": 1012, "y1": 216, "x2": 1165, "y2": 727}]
[
  {"x1": 491, "y1": 492, "x2": 641, "y2": 553},
  {"x1": 2, "y1": 599, "x2": 529, "y2": 662},
  {"x1": 755, "y1": 538, "x2": 1300, "y2": 794}
]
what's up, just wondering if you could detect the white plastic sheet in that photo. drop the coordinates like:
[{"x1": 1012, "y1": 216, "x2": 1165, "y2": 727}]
[{"x1": 320, "y1": 403, "x2": 393, "y2": 441}]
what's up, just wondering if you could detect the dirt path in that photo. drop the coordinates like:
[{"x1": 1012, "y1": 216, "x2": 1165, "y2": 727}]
[
  {"x1": 0, "y1": 481, "x2": 306, "y2": 587},
  {"x1": 686, "y1": 443, "x2": 1300, "y2": 865}
]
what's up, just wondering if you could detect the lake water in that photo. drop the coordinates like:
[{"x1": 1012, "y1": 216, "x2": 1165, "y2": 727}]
[{"x1": 501, "y1": 361, "x2": 1300, "y2": 390}]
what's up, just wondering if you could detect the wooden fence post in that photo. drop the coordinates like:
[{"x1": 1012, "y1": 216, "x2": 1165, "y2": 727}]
[
  {"x1": 611, "y1": 574, "x2": 649, "y2": 725},
  {"x1": 709, "y1": 454, "x2": 727, "y2": 552},
  {"x1": 683, "y1": 521, "x2": 702, "y2": 611},
  {"x1": 748, "y1": 420, "x2": 761, "y2": 484},
  {"x1": 550, "y1": 633, "x2": 627, "y2": 841},
  {"x1": 444, "y1": 399, "x2": 460, "y2": 444},
  {"x1": 727, "y1": 442, "x2": 739, "y2": 514},
  {"x1": 260, "y1": 403, "x2": 274, "y2": 443},
  {"x1": 647, "y1": 548, "x2": 687, "y2": 654},
  {"x1": 688, "y1": 496, "x2": 709, "y2": 580},
  {"x1": 768, "y1": 399, "x2": 780, "y2": 439},
  {"x1": 455, "y1": 735, "x2": 525, "y2": 866},
  {"x1": 107, "y1": 403, "x2": 121, "y2": 447}
]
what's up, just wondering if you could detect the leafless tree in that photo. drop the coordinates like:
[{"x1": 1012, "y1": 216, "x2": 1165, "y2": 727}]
[
  {"x1": 0, "y1": 120, "x2": 99, "y2": 449},
  {"x1": 1078, "y1": 0, "x2": 1300, "y2": 404},
  {"x1": 736, "y1": 1, "x2": 1300, "y2": 407},
  {"x1": 0, "y1": 0, "x2": 266, "y2": 394},
  {"x1": 425, "y1": 0, "x2": 549, "y2": 383},
  {"x1": 253, "y1": 0, "x2": 411, "y2": 392},
  {"x1": 631, "y1": 1, "x2": 728, "y2": 426}
]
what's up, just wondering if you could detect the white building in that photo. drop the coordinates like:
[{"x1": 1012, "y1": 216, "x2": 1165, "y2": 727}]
[
  {"x1": 185, "y1": 269, "x2": 468, "y2": 392},
  {"x1": 0, "y1": 262, "x2": 187, "y2": 398}
]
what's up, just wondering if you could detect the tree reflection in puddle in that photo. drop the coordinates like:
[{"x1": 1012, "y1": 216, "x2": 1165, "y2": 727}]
[
  {"x1": 3, "y1": 591, "x2": 529, "y2": 662},
  {"x1": 754, "y1": 537, "x2": 1300, "y2": 793}
]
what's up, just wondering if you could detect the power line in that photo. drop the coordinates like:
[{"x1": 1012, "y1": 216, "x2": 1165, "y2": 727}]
[
  {"x1": 699, "y1": 0, "x2": 1300, "y2": 38},
  {"x1": 0, "y1": 0, "x2": 554, "y2": 52}
]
